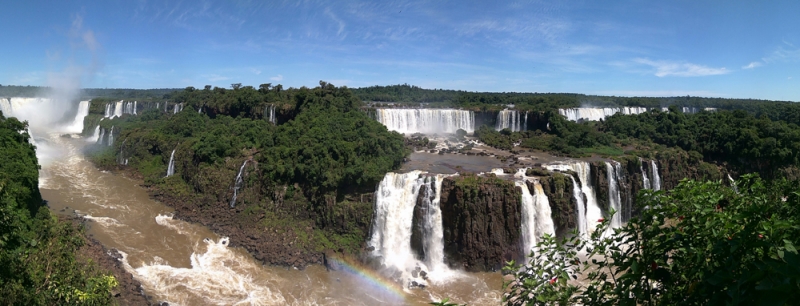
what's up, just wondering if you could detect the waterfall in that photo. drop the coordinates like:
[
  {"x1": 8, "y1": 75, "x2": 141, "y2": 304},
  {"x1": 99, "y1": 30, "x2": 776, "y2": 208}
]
[
  {"x1": 524, "y1": 112, "x2": 528, "y2": 131},
  {"x1": 97, "y1": 127, "x2": 105, "y2": 145},
  {"x1": 496, "y1": 109, "x2": 525, "y2": 132},
  {"x1": 516, "y1": 178, "x2": 556, "y2": 256},
  {"x1": 133, "y1": 101, "x2": 137, "y2": 115},
  {"x1": 369, "y1": 171, "x2": 455, "y2": 287},
  {"x1": 114, "y1": 100, "x2": 124, "y2": 117},
  {"x1": 531, "y1": 181, "x2": 555, "y2": 240},
  {"x1": 107, "y1": 126, "x2": 114, "y2": 146},
  {"x1": 65, "y1": 100, "x2": 90, "y2": 134},
  {"x1": 166, "y1": 149, "x2": 176, "y2": 177},
  {"x1": 229, "y1": 160, "x2": 248, "y2": 208},
  {"x1": 375, "y1": 109, "x2": 475, "y2": 134},
  {"x1": 173, "y1": 103, "x2": 182, "y2": 114},
  {"x1": 650, "y1": 160, "x2": 661, "y2": 191},
  {"x1": 559, "y1": 107, "x2": 649, "y2": 122},
  {"x1": 0, "y1": 98, "x2": 11, "y2": 115},
  {"x1": 265, "y1": 105, "x2": 276, "y2": 124},
  {"x1": 517, "y1": 180, "x2": 537, "y2": 255},
  {"x1": 640, "y1": 159, "x2": 651, "y2": 190},
  {"x1": 569, "y1": 162, "x2": 603, "y2": 235},
  {"x1": 568, "y1": 176, "x2": 588, "y2": 237},
  {"x1": 88, "y1": 125, "x2": 100, "y2": 142},
  {"x1": 417, "y1": 175, "x2": 450, "y2": 276},
  {"x1": 605, "y1": 162, "x2": 623, "y2": 229}
]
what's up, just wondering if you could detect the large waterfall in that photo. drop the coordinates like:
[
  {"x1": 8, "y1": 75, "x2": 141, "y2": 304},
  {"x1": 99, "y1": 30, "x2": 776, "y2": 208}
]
[
  {"x1": 375, "y1": 109, "x2": 475, "y2": 134},
  {"x1": 605, "y1": 162, "x2": 623, "y2": 229},
  {"x1": 516, "y1": 178, "x2": 555, "y2": 256},
  {"x1": 496, "y1": 109, "x2": 527, "y2": 132},
  {"x1": 105, "y1": 100, "x2": 139, "y2": 118},
  {"x1": 166, "y1": 149, "x2": 176, "y2": 177},
  {"x1": 559, "y1": 107, "x2": 648, "y2": 122},
  {"x1": 64, "y1": 100, "x2": 90, "y2": 134},
  {"x1": 570, "y1": 162, "x2": 603, "y2": 235},
  {"x1": 369, "y1": 171, "x2": 456, "y2": 288}
]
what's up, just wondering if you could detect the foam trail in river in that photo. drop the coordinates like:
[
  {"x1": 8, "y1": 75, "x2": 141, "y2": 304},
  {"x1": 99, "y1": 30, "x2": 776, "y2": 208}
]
[{"x1": 119, "y1": 238, "x2": 287, "y2": 306}]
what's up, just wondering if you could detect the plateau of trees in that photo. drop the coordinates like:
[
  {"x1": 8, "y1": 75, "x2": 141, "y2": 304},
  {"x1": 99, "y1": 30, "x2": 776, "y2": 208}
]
[
  {"x1": 505, "y1": 175, "x2": 800, "y2": 305},
  {"x1": 0, "y1": 111, "x2": 117, "y2": 305}
]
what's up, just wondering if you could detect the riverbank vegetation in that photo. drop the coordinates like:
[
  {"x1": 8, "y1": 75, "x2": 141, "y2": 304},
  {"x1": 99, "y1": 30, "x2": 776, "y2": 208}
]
[
  {"x1": 87, "y1": 82, "x2": 407, "y2": 262},
  {"x1": 0, "y1": 112, "x2": 117, "y2": 305}
]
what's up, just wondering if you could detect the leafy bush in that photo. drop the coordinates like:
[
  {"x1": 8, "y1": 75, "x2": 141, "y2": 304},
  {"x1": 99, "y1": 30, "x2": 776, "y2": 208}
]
[{"x1": 505, "y1": 175, "x2": 800, "y2": 305}]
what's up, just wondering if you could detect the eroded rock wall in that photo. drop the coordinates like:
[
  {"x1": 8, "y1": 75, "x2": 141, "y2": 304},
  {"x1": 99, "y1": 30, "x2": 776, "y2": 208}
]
[{"x1": 439, "y1": 174, "x2": 523, "y2": 271}]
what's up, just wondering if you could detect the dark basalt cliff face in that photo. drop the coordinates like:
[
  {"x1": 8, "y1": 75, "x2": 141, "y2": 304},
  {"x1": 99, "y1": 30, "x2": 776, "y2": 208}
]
[
  {"x1": 439, "y1": 174, "x2": 523, "y2": 272},
  {"x1": 538, "y1": 173, "x2": 576, "y2": 237}
]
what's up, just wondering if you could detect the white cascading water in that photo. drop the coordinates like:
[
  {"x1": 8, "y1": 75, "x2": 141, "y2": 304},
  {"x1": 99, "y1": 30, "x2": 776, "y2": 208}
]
[
  {"x1": 107, "y1": 126, "x2": 114, "y2": 146},
  {"x1": 88, "y1": 125, "x2": 101, "y2": 142},
  {"x1": 515, "y1": 177, "x2": 556, "y2": 257},
  {"x1": 375, "y1": 109, "x2": 475, "y2": 134},
  {"x1": 104, "y1": 103, "x2": 112, "y2": 117},
  {"x1": 559, "y1": 107, "x2": 649, "y2": 122},
  {"x1": 62, "y1": 100, "x2": 90, "y2": 134},
  {"x1": 166, "y1": 149, "x2": 176, "y2": 177},
  {"x1": 605, "y1": 162, "x2": 623, "y2": 229},
  {"x1": 516, "y1": 180, "x2": 537, "y2": 256},
  {"x1": 97, "y1": 127, "x2": 105, "y2": 145},
  {"x1": 0, "y1": 98, "x2": 11, "y2": 115},
  {"x1": 369, "y1": 171, "x2": 457, "y2": 288},
  {"x1": 650, "y1": 160, "x2": 661, "y2": 191},
  {"x1": 640, "y1": 159, "x2": 651, "y2": 190},
  {"x1": 265, "y1": 104, "x2": 276, "y2": 124},
  {"x1": 569, "y1": 162, "x2": 603, "y2": 235},
  {"x1": 114, "y1": 100, "x2": 124, "y2": 117},
  {"x1": 496, "y1": 109, "x2": 526, "y2": 132},
  {"x1": 568, "y1": 176, "x2": 588, "y2": 237},
  {"x1": 229, "y1": 160, "x2": 248, "y2": 208}
]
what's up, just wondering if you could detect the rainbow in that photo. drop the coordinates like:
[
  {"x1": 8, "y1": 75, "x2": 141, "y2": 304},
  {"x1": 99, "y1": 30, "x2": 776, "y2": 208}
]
[{"x1": 326, "y1": 256, "x2": 409, "y2": 303}]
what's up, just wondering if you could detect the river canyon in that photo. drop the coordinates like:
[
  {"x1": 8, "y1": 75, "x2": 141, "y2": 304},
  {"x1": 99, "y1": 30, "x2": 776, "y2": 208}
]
[{"x1": 4, "y1": 98, "x2": 678, "y2": 305}]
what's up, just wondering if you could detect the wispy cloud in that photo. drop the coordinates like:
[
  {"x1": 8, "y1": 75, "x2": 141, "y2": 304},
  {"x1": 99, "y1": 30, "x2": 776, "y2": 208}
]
[
  {"x1": 270, "y1": 74, "x2": 283, "y2": 81},
  {"x1": 250, "y1": 68, "x2": 261, "y2": 75},
  {"x1": 742, "y1": 61, "x2": 762, "y2": 69},
  {"x1": 324, "y1": 7, "x2": 346, "y2": 38},
  {"x1": 762, "y1": 46, "x2": 800, "y2": 63},
  {"x1": 633, "y1": 58, "x2": 730, "y2": 77},
  {"x1": 204, "y1": 74, "x2": 230, "y2": 82}
]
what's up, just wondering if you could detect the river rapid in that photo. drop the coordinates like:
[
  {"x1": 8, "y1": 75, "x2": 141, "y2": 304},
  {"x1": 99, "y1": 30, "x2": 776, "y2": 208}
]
[{"x1": 38, "y1": 134, "x2": 502, "y2": 305}]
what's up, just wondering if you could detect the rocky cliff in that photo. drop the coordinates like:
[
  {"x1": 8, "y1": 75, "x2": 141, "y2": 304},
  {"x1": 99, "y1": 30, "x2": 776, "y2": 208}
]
[{"x1": 439, "y1": 174, "x2": 523, "y2": 271}]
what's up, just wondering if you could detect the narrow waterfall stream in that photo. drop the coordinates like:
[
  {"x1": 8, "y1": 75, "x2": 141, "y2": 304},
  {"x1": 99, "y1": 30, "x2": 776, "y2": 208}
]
[{"x1": 605, "y1": 162, "x2": 623, "y2": 229}]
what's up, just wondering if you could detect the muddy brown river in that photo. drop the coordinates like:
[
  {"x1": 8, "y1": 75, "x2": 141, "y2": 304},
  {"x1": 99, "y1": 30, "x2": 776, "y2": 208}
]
[{"x1": 38, "y1": 134, "x2": 502, "y2": 305}]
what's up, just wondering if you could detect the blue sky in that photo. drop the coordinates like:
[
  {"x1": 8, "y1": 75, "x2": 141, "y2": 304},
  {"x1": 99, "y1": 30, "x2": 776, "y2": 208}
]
[{"x1": 2, "y1": 0, "x2": 799, "y2": 101}]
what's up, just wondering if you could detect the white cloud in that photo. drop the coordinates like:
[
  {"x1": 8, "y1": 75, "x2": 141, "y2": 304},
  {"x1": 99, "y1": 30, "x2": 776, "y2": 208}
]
[
  {"x1": 270, "y1": 74, "x2": 283, "y2": 81},
  {"x1": 742, "y1": 61, "x2": 762, "y2": 69},
  {"x1": 250, "y1": 68, "x2": 261, "y2": 75},
  {"x1": 633, "y1": 58, "x2": 730, "y2": 77}
]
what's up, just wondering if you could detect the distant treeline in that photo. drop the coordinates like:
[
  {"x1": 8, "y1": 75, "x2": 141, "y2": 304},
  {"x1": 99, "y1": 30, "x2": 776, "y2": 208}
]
[
  {"x1": 350, "y1": 84, "x2": 799, "y2": 115},
  {"x1": 0, "y1": 85, "x2": 178, "y2": 100}
]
